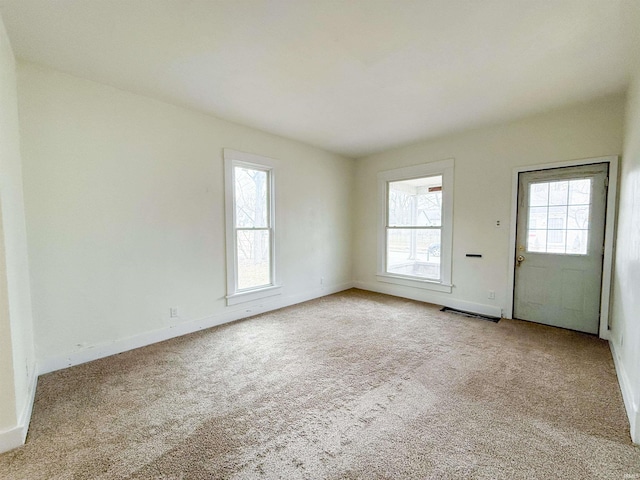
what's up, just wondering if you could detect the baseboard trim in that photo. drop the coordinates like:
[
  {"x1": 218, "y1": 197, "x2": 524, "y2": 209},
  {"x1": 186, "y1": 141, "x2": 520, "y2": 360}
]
[
  {"x1": 609, "y1": 340, "x2": 639, "y2": 444},
  {"x1": 19, "y1": 368, "x2": 37, "y2": 443},
  {"x1": 37, "y1": 282, "x2": 354, "y2": 376},
  {"x1": 0, "y1": 425, "x2": 24, "y2": 454},
  {"x1": 0, "y1": 364, "x2": 38, "y2": 453},
  {"x1": 353, "y1": 280, "x2": 502, "y2": 318}
]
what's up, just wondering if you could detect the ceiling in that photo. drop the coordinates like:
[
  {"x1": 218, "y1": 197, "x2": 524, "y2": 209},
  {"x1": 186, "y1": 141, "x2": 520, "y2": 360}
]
[{"x1": 0, "y1": 0, "x2": 632, "y2": 158}]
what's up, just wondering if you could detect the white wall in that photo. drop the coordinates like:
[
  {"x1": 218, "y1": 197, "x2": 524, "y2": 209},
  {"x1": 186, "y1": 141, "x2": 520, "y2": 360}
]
[
  {"x1": 17, "y1": 62, "x2": 354, "y2": 370},
  {"x1": 610, "y1": 1, "x2": 640, "y2": 444},
  {"x1": 353, "y1": 94, "x2": 625, "y2": 316},
  {"x1": 0, "y1": 14, "x2": 36, "y2": 451}
]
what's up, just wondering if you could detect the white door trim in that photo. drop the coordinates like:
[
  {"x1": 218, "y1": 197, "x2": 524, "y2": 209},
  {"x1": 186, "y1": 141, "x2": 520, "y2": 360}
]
[{"x1": 506, "y1": 155, "x2": 619, "y2": 339}]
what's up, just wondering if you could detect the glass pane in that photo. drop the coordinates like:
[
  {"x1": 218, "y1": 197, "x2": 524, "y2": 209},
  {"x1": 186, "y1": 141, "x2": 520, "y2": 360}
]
[
  {"x1": 529, "y1": 183, "x2": 549, "y2": 207},
  {"x1": 567, "y1": 205, "x2": 590, "y2": 229},
  {"x1": 388, "y1": 176, "x2": 442, "y2": 227},
  {"x1": 237, "y1": 230, "x2": 270, "y2": 290},
  {"x1": 528, "y1": 206, "x2": 547, "y2": 229},
  {"x1": 547, "y1": 229, "x2": 566, "y2": 253},
  {"x1": 235, "y1": 166, "x2": 268, "y2": 228},
  {"x1": 549, "y1": 181, "x2": 568, "y2": 206},
  {"x1": 548, "y1": 206, "x2": 567, "y2": 230},
  {"x1": 569, "y1": 179, "x2": 591, "y2": 205},
  {"x1": 386, "y1": 228, "x2": 441, "y2": 280},
  {"x1": 526, "y1": 177, "x2": 591, "y2": 255},
  {"x1": 527, "y1": 229, "x2": 548, "y2": 252},
  {"x1": 566, "y1": 230, "x2": 588, "y2": 255}
]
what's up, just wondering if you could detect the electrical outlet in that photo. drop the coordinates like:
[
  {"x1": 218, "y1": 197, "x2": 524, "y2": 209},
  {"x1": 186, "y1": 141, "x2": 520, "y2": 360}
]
[
  {"x1": 320, "y1": 277, "x2": 324, "y2": 285},
  {"x1": 488, "y1": 291, "x2": 495, "y2": 299},
  {"x1": 495, "y1": 220, "x2": 501, "y2": 228},
  {"x1": 169, "y1": 307, "x2": 178, "y2": 318}
]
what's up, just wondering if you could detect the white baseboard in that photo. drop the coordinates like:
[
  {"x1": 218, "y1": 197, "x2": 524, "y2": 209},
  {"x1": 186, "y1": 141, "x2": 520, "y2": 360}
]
[
  {"x1": 609, "y1": 340, "x2": 639, "y2": 444},
  {"x1": 37, "y1": 282, "x2": 354, "y2": 376},
  {"x1": 0, "y1": 362, "x2": 38, "y2": 453},
  {"x1": 0, "y1": 425, "x2": 24, "y2": 454},
  {"x1": 353, "y1": 280, "x2": 502, "y2": 318},
  {"x1": 19, "y1": 368, "x2": 37, "y2": 443}
]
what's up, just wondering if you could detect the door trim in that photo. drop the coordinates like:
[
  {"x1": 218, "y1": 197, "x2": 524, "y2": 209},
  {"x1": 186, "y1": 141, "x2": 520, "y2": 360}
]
[{"x1": 506, "y1": 155, "x2": 619, "y2": 339}]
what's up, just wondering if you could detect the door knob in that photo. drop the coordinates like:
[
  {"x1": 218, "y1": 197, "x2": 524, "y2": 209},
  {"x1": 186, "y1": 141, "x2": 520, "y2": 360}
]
[{"x1": 516, "y1": 254, "x2": 525, "y2": 266}]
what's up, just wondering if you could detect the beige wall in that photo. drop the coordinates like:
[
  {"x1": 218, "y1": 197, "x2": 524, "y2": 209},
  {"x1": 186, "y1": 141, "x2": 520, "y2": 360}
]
[
  {"x1": 353, "y1": 94, "x2": 625, "y2": 315},
  {"x1": 0, "y1": 15, "x2": 35, "y2": 442},
  {"x1": 17, "y1": 62, "x2": 354, "y2": 365},
  {"x1": 610, "y1": 0, "x2": 640, "y2": 443}
]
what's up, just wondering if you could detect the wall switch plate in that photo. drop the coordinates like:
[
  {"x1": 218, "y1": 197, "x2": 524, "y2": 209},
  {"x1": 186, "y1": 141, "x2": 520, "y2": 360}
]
[{"x1": 488, "y1": 291, "x2": 495, "y2": 299}]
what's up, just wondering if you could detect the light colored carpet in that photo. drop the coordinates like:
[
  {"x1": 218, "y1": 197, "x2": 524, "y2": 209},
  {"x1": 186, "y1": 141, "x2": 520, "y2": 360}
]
[{"x1": 1, "y1": 289, "x2": 638, "y2": 479}]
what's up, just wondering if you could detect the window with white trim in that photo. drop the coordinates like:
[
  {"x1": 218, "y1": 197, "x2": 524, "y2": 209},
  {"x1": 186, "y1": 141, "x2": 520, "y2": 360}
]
[
  {"x1": 224, "y1": 149, "x2": 280, "y2": 306},
  {"x1": 377, "y1": 159, "x2": 454, "y2": 293}
]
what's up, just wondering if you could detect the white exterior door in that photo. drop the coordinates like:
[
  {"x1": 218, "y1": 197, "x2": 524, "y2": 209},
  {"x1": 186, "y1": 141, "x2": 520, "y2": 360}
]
[{"x1": 513, "y1": 163, "x2": 608, "y2": 334}]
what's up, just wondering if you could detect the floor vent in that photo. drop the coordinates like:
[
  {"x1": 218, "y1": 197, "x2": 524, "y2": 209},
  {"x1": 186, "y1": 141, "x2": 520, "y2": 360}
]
[{"x1": 441, "y1": 307, "x2": 500, "y2": 323}]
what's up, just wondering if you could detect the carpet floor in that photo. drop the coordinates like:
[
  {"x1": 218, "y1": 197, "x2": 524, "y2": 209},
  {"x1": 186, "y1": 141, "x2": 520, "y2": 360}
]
[{"x1": 1, "y1": 289, "x2": 638, "y2": 479}]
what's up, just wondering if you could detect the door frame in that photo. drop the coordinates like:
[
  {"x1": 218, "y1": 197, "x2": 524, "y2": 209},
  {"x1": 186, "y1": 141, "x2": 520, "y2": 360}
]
[{"x1": 506, "y1": 155, "x2": 619, "y2": 339}]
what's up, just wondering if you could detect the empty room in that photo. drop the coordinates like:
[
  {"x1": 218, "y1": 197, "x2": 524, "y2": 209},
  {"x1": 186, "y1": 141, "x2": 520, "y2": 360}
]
[{"x1": 1, "y1": 0, "x2": 639, "y2": 478}]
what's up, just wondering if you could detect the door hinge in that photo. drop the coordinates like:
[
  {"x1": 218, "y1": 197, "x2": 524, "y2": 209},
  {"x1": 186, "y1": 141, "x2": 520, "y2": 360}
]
[{"x1": 605, "y1": 176, "x2": 609, "y2": 187}]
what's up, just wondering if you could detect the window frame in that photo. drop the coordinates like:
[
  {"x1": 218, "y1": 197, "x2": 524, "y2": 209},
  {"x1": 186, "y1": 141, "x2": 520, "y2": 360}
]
[
  {"x1": 224, "y1": 149, "x2": 281, "y2": 306},
  {"x1": 377, "y1": 159, "x2": 454, "y2": 293}
]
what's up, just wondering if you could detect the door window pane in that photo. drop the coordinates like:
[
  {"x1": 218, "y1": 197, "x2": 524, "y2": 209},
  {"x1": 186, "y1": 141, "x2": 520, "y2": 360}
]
[
  {"x1": 548, "y1": 206, "x2": 567, "y2": 230},
  {"x1": 528, "y1": 207, "x2": 548, "y2": 229},
  {"x1": 569, "y1": 179, "x2": 591, "y2": 205},
  {"x1": 549, "y1": 181, "x2": 568, "y2": 205},
  {"x1": 529, "y1": 183, "x2": 549, "y2": 206},
  {"x1": 547, "y1": 229, "x2": 566, "y2": 253},
  {"x1": 526, "y1": 178, "x2": 592, "y2": 255},
  {"x1": 568, "y1": 205, "x2": 590, "y2": 229},
  {"x1": 527, "y1": 229, "x2": 548, "y2": 252},
  {"x1": 566, "y1": 230, "x2": 588, "y2": 255}
]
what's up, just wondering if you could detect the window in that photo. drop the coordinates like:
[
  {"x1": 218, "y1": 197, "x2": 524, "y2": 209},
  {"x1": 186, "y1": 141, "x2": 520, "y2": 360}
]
[
  {"x1": 527, "y1": 179, "x2": 591, "y2": 255},
  {"x1": 387, "y1": 176, "x2": 443, "y2": 280},
  {"x1": 224, "y1": 149, "x2": 280, "y2": 306},
  {"x1": 377, "y1": 159, "x2": 454, "y2": 293}
]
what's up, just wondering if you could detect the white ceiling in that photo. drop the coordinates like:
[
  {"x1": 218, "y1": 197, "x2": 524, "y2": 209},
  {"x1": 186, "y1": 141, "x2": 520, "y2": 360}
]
[{"x1": 0, "y1": 0, "x2": 632, "y2": 158}]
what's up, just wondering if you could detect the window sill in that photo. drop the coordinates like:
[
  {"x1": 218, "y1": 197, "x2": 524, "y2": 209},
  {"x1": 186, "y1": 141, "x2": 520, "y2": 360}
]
[
  {"x1": 376, "y1": 274, "x2": 453, "y2": 293},
  {"x1": 226, "y1": 285, "x2": 282, "y2": 306}
]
